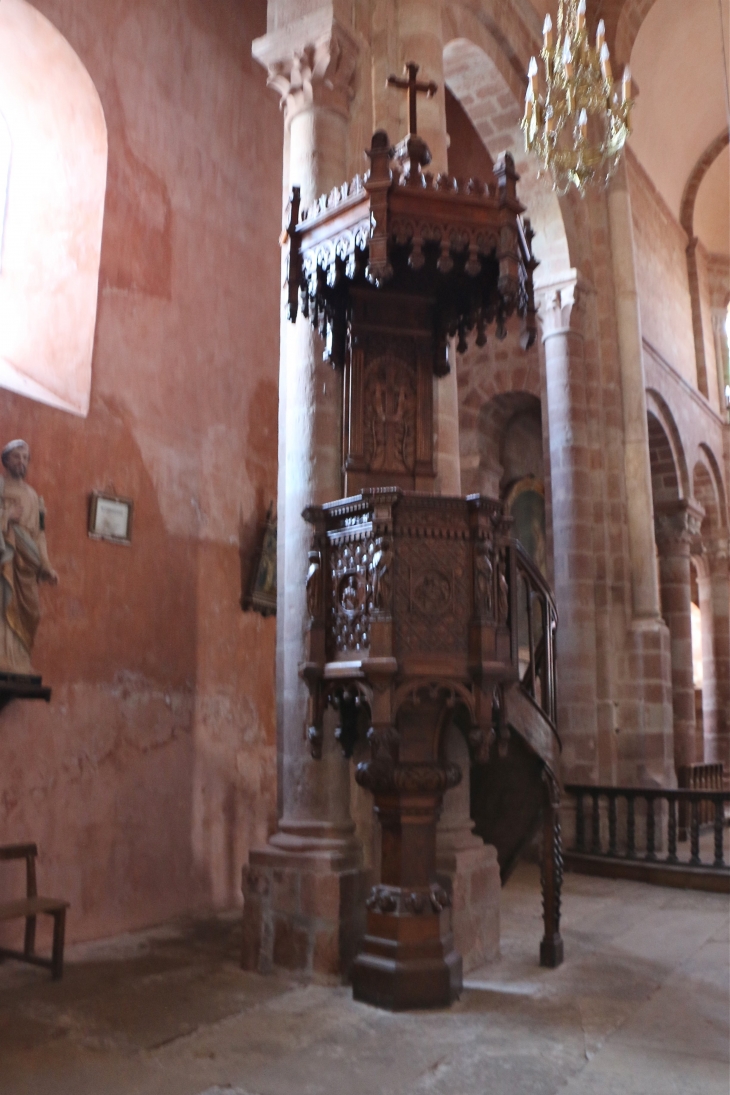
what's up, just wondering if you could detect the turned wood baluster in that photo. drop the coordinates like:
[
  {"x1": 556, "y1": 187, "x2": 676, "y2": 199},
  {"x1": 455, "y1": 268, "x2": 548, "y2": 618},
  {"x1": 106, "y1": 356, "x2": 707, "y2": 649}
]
[
  {"x1": 690, "y1": 798, "x2": 701, "y2": 865},
  {"x1": 667, "y1": 795, "x2": 678, "y2": 863},
  {"x1": 591, "y1": 791, "x2": 601, "y2": 854},
  {"x1": 540, "y1": 782, "x2": 564, "y2": 969},
  {"x1": 575, "y1": 792, "x2": 585, "y2": 852},
  {"x1": 714, "y1": 796, "x2": 725, "y2": 868},
  {"x1": 645, "y1": 795, "x2": 656, "y2": 861},
  {"x1": 608, "y1": 794, "x2": 617, "y2": 857},
  {"x1": 626, "y1": 794, "x2": 636, "y2": 859}
]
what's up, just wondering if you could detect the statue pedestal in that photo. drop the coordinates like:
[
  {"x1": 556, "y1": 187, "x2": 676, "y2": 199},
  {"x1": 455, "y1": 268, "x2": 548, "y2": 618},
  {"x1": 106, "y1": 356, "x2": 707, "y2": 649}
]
[{"x1": 0, "y1": 672, "x2": 51, "y2": 712}]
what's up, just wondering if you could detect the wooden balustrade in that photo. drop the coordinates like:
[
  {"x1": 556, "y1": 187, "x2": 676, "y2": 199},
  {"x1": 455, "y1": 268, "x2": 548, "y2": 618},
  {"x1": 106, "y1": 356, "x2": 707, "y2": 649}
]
[
  {"x1": 564, "y1": 783, "x2": 730, "y2": 893},
  {"x1": 677, "y1": 764, "x2": 725, "y2": 834}
]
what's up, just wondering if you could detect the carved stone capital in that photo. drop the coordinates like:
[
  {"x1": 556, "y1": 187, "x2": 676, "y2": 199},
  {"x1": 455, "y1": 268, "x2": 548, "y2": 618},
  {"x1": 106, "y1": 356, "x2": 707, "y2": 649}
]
[
  {"x1": 654, "y1": 499, "x2": 704, "y2": 556},
  {"x1": 535, "y1": 270, "x2": 590, "y2": 341},
  {"x1": 706, "y1": 535, "x2": 730, "y2": 566},
  {"x1": 252, "y1": 12, "x2": 358, "y2": 126}
]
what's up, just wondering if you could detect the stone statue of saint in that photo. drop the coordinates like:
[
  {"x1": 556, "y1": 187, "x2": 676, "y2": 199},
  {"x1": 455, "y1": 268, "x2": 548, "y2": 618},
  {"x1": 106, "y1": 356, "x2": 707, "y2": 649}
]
[{"x1": 0, "y1": 440, "x2": 58, "y2": 674}]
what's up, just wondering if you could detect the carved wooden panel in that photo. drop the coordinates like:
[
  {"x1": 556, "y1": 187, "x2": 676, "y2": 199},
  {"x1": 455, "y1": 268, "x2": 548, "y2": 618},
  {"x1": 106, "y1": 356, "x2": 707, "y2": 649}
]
[
  {"x1": 326, "y1": 531, "x2": 374, "y2": 660},
  {"x1": 394, "y1": 535, "x2": 470, "y2": 659},
  {"x1": 344, "y1": 289, "x2": 435, "y2": 495}
]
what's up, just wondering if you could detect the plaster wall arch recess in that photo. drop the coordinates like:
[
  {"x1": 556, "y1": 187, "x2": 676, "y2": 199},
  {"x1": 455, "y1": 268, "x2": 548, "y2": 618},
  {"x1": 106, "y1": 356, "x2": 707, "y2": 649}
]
[
  {"x1": 441, "y1": 21, "x2": 578, "y2": 284},
  {"x1": 0, "y1": 0, "x2": 107, "y2": 417}
]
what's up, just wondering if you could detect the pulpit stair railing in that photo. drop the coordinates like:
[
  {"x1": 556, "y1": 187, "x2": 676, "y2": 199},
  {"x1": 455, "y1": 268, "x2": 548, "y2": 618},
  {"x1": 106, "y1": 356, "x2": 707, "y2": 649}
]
[{"x1": 514, "y1": 543, "x2": 557, "y2": 730}]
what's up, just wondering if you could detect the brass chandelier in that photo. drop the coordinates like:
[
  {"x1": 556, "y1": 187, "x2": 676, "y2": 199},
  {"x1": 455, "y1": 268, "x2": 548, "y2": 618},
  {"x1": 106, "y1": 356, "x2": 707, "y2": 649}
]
[{"x1": 522, "y1": 0, "x2": 634, "y2": 195}]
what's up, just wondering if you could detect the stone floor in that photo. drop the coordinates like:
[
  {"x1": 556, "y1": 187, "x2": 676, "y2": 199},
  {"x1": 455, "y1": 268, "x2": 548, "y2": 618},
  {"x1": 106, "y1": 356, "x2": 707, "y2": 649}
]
[{"x1": 0, "y1": 863, "x2": 727, "y2": 1095}]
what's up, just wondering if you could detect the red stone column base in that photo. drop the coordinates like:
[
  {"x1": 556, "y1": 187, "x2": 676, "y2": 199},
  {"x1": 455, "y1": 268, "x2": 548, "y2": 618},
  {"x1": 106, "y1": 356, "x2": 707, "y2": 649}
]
[{"x1": 241, "y1": 845, "x2": 370, "y2": 981}]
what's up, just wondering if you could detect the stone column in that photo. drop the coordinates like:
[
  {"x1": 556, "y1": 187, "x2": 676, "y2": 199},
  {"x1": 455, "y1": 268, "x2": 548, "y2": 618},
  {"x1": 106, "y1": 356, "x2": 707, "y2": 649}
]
[
  {"x1": 711, "y1": 308, "x2": 729, "y2": 411},
  {"x1": 435, "y1": 339, "x2": 462, "y2": 494},
  {"x1": 707, "y1": 536, "x2": 730, "y2": 769},
  {"x1": 607, "y1": 161, "x2": 663, "y2": 623},
  {"x1": 607, "y1": 161, "x2": 674, "y2": 787},
  {"x1": 685, "y1": 237, "x2": 710, "y2": 399},
  {"x1": 242, "y1": 15, "x2": 370, "y2": 980},
  {"x1": 538, "y1": 273, "x2": 599, "y2": 783},
  {"x1": 654, "y1": 501, "x2": 704, "y2": 775},
  {"x1": 371, "y1": 0, "x2": 448, "y2": 169}
]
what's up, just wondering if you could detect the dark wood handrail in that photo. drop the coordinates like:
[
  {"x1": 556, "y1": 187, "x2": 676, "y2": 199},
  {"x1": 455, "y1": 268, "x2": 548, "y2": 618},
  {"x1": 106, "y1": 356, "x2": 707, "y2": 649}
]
[
  {"x1": 566, "y1": 783, "x2": 729, "y2": 801},
  {"x1": 514, "y1": 541, "x2": 558, "y2": 728},
  {"x1": 514, "y1": 541, "x2": 557, "y2": 618}
]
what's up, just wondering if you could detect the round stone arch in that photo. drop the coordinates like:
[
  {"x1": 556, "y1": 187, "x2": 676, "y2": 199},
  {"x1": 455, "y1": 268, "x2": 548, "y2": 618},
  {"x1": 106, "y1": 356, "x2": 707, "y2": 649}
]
[
  {"x1": 441, "y1": 2, "x2": 584, "y2": 283},
  {"x1": 693, "y1": 458, "x2": 720, "y2": 540},
  {"x1": 614, "y1": 0, "x2": 659, "y2": 65},
  {"x1": 696, "y1": 444, "x2": 728, "y2": 532},
  {"x1": 645, "y1": 389, "x2": 690, "y2": 500},
  {"x1": 0, "y1": 0, "x2": 107, "y2": 417}
]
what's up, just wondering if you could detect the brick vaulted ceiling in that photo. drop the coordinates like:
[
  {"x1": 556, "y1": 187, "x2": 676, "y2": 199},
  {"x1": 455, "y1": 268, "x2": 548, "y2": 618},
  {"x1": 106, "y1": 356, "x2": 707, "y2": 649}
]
[{"x1": 527, "y1": 0, "x2": 730, "y2": 257}]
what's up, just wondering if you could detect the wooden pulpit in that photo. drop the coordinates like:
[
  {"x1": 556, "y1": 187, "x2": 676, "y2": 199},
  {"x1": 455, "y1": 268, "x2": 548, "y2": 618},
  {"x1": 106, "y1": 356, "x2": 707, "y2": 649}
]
[{"x1": 284, "y1": 76, "x2": 562, "y2": 1009}]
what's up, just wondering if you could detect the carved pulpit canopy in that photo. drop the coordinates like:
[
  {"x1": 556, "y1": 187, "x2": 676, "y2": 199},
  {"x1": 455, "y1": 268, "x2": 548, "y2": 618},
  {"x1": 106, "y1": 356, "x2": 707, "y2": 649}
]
[{"x1": 283, "y1": 74, "x2": 538, "y2": 374}]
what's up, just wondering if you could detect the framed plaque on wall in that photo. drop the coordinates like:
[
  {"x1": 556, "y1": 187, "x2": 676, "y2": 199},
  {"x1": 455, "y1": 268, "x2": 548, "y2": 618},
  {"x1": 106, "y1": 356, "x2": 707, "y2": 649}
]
[{"x1": 88, "y1": 491, "x2": 133, "y2": 545}]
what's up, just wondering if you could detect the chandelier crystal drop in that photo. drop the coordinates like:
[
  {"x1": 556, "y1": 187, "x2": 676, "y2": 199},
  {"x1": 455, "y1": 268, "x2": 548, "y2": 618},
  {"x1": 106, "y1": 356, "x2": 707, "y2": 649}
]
[{"x1": 522, "y1": 0, "x2": 634, "y2": 196}]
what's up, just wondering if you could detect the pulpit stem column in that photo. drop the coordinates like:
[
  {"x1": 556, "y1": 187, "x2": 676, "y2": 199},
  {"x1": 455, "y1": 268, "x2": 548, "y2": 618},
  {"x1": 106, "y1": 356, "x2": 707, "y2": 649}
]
[{"x1": 243, "y1": 18, "x2": 369, "y2": 980}]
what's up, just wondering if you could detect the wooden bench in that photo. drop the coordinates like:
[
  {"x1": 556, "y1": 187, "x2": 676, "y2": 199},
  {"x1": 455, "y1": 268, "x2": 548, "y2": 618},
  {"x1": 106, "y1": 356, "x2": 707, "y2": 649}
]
[{"x1": 0, "y1": 844, "x2": 68, "y2": 979}]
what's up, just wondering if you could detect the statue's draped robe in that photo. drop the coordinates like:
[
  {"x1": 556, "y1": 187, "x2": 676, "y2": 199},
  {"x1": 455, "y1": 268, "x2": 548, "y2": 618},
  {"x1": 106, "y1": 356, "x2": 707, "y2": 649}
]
[{"x1": 0, "y1": 477, "x2": 48, "y2": 672}]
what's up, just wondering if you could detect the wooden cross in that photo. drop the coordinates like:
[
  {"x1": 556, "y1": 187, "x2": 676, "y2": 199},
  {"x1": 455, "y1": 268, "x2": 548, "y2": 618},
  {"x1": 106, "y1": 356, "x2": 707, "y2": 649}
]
[{"x1": 387, "y1": 62, "x2": 438, "y2": 136}]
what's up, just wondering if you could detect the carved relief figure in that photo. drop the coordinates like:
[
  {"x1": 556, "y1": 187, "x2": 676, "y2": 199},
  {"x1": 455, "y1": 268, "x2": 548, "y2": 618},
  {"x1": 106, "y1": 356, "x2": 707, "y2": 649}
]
[
  {"x1": 0, "y1": 440, "x2": 58, "y2": 673},
  {"x1": 474, "y1": 543, "x2": 494, "y2": 617},
  {"x1": 364, "y1": 357, "x2": 415, "y2": 474},
  {"x1": 339, "y1": 573, "x2": 363, "y2": 615},
  {"x1": 306, "y1": 549, "x2": 322, "y2": 619},
  {"x1": 371, "y1": 536, "x2": 393, "y2": 613}
]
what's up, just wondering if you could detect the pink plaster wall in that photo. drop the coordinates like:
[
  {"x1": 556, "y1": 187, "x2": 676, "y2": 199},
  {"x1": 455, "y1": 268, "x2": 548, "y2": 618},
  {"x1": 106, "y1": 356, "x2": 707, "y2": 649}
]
[
  {"x1": 628, "y1": 149, "x2": 697, "y2": 392},
  {"x1": 0, "y1": 0, "x2": 282, "y2": 944}
]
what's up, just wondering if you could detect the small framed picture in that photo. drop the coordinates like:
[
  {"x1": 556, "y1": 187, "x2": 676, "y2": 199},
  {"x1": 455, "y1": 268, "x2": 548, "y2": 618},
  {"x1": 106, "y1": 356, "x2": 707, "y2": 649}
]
[
  {"x1": 88, "y1": 491, "x2": 133, "y2": 545},
  {"x1": 243, "y1": 504, "x2": 277, "y2": 616}
]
